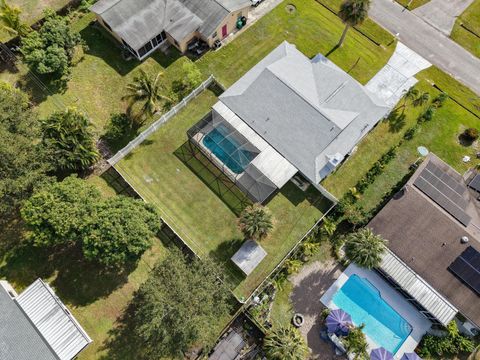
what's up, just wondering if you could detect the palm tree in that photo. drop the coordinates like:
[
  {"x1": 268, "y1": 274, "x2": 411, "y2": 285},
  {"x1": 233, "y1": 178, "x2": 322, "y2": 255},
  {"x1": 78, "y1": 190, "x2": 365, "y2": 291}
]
[
  {"x1": 41, "y1": 108, "x2": 99, "y2": 171},
  {"x1": 399, "y1": 86, "x2": 419, "y2": 111},
  {"x1": 0, "y1": 0, "x2": 28, "y2": 36},
  {"x1": 263, "y1": 326, "x2": 309, "y2": 360},
  {"x1": 343, "y1": 326, "x2": 368, "y2": 360},
  {"x1": 413, "y1": 91, "x2": 430, "y2": 107},
  {"x1": 344, "y1": 228, "x2": 387, "y2": 269},
  {"x1": 322, "y1": 216, "x2": 337, "y2": 237},
  {"x1": 124, "y1": 69, "x2": 173, "y2": 119},
  {"x1": 238, "y1": 204, "x2": 273, "y2": 240},
  {"x1": 338, "y1": 0, "x2": 371, "y2": 47}
]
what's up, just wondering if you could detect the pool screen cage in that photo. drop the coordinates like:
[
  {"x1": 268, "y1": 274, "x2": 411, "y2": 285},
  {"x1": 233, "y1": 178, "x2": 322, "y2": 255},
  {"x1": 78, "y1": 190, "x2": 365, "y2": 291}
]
[{"x1": 187, "y1": 111, "x2": 278, "y2": 204}]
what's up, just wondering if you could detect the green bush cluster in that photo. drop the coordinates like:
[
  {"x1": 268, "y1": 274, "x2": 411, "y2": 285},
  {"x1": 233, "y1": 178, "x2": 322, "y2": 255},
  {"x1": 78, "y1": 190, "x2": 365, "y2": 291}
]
[{"x1": 418, "y1": 321, "x2": 475, "y2": 358}]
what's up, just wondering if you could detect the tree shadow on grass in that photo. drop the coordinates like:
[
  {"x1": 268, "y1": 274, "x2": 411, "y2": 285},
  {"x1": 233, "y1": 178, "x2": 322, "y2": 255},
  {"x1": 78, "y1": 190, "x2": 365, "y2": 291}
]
[
  {"x1": 209, "y1": 237, "x2": 246, "y2": 290},
  {"x1": 0, "y1": 241, "x2": 134, "y2": 306},
  {"x1": 386, "y1": 109, "x2": 407, "y2": 133}
]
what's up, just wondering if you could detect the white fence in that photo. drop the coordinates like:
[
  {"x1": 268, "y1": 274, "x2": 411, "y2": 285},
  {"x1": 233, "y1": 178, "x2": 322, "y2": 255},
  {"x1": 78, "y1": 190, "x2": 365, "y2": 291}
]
[{"x1": 108, "y1": 75, "x2": 216, "y2": 165}]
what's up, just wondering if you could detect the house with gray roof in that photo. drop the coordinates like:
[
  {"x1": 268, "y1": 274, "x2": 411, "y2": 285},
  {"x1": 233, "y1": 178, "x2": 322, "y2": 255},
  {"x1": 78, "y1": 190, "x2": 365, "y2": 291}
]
[
  {"x1": 188, "y1": 42, "x2": 390, "y2": 203},
  {"x1": 0, "y1": 279, "x2": 92, "y2": 360},
  {"x1": 91, "y1": 0, "x2": 250, "y2": 60}
]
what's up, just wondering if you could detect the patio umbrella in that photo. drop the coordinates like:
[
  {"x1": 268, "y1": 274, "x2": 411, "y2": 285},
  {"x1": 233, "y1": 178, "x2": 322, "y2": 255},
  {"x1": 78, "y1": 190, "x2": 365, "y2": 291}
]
[
  {"x1": 401, "y1": 353, "x2": 422, "y2": 360},
  {"x1": 326, "y1": 309, "x2": 352, "y2": 335},
  {"x1": 370, "y1": 347, "x2": 394, "y2": 360}
]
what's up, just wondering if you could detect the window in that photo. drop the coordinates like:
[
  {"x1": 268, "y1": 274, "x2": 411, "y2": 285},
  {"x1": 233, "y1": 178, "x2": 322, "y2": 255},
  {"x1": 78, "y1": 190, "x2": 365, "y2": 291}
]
[
  {"x1": 138, "y1": 41, "x2": 153, "y2": 58},
  {"x1": 212, "y1": 31, "x2": 217, "y2": 38}
]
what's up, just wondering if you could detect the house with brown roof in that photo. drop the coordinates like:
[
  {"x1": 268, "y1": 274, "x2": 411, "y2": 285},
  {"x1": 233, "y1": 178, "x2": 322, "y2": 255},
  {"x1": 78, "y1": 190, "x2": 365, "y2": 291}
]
[
  {"x1": 369, "y1": 153, "x2": 480, "y2": 334},
  {"x1": 91, "y1": 0, "x2": 250, "y2": 60}
]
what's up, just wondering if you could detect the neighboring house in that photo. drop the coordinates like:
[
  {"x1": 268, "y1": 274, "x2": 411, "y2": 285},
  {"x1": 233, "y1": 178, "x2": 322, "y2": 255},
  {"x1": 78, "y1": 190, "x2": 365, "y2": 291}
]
[
  {"x1": 0, "y1": 279, "x2": 92, "y2": 360},
  {"x1": 91, "y1": 0, "x2": 251, "y2": 60},
  {"x1": 188, "y1": 41, "x2": 390, "y2": 203},
  {"x1": 369, "y1": 153, "x2": 480, "y2": 334}
]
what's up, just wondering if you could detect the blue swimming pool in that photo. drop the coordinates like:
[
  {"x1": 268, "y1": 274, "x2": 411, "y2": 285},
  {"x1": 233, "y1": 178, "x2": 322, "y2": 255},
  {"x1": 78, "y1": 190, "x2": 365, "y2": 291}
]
[
  {"x1": 203, "y1": 124, "x2": 257, "y2": 174},
  {"x1": 332, "y1": 274, "x2": 412, "y2": 354}
]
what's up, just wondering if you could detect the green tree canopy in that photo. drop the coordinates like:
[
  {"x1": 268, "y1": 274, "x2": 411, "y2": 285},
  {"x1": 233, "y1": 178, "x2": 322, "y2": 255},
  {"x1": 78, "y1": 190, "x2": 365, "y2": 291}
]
[
  {"x1": 134, "y1": 248, "x2": 232, "y2": 358},
  {"x1": 41, "y1": 107, "x2": 99, "y2": 171},
  {"x1": 21, "y1": 10, "x2": 83, "y2": 75},
  {"x1": 21, "y1": 176, "x2": 161, "y2": 267},
  {"x1": 0, "y1": 82, "x2": 51, "y2": 222},
  {"x1": 238, "y1": 204, "x2": 273, "y2": 241},
  {"x1": 263, "y1": 326, "x2": 309, "y2": 360},
  {"x1": 82, "y1": 197, "x2": 161, "y2": 267},
  {"x1": 0, "y1": 0, "x2": 29, "y2": 36},
  {"x1": 338, "y1": 0, "x2": 370, "y2": 46},
  {"x1": 344, "y1": 228, "x2": 387, "y2": 269},
  {"x1": 21, "y1": 176, "x2": 99, "y2": 247}
]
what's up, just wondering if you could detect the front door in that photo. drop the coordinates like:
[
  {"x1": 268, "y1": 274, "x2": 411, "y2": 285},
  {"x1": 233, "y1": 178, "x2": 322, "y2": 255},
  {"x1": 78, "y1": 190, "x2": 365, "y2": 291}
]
[{"x1": 221, "y1": 24, "x2": 228, "y2": 38}]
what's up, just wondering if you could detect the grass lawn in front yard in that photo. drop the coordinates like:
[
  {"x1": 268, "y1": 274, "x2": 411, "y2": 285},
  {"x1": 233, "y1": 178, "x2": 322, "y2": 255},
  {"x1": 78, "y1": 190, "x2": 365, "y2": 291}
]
[
  {"x1": 322, "y1": 65, "x2": 480, "y2": 212},
  {"x1": 451, "y1": 0, "x2": 480, "y2": 59},
  {"x1": 114, "y1": 89, "x2": 333, "y2": 300}
]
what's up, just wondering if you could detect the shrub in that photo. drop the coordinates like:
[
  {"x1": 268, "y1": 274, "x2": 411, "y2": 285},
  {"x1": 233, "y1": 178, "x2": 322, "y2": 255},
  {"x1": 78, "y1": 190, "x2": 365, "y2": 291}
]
[
  {"x1": 21, "y1": 10, "x2": 84, "y2": 76},
  {"x1": 264, "y1": 326, "x2": 309, "y2": 360},
  {"x1": 433, "y1": 92, "x2": 448, "y2": 108},
  {"x1": 103, "y1": 113, "x2": 134, "y2": 146},
  {"x1": 343, "y1": 325, "x2": 368, "y2": 360},
  {"x1": 417, "y1": 105, "x2": 435, "y2": 123},
  {"x1": 403, "y1": 125, "x2": 418, "y2": 140},
  {"x1": 344, "y1": 228, "x2": 387, "y2": 269},
  {"x1": 463, "y1": 128, "x2": 479, "y2": 141},
  {"x1": 418, "y1": 321, "x2": 475, "y2": 358}
]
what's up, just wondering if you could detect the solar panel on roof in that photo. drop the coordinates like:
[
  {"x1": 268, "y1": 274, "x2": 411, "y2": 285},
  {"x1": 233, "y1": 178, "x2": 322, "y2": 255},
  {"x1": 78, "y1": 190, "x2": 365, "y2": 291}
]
[
  {"x1": 448, "y1": 246, "x2": 480, "y2": 295},
  {"x1": 468, "y1": 174, "x2": 480, "y2": 193},
  {"x1": 414, "y1": 161, "x2": 471, "y2": 226},
  {"x1": 414, "y1": 176, "x2": 472, "y2": 226}
]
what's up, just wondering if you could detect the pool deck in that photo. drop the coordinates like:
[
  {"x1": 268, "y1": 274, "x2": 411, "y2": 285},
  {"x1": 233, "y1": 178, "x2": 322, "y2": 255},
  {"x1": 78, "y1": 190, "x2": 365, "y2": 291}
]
[{"x1": 320, "y1": 264, "x2": 432, "y2": 358}]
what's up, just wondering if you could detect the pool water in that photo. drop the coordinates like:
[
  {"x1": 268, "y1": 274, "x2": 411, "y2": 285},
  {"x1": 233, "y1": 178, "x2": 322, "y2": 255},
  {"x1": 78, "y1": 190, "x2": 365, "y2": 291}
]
[
  {"x1": 332, "y1": 275, "x2": 412, "y2": 354},
  {"x1": 203, "y1": 124, "x2": 257, "y2": 174}
]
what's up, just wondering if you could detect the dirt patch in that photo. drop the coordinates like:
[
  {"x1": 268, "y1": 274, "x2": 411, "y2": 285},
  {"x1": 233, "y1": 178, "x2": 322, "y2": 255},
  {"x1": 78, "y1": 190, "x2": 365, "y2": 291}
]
[{"x1": 289, "y1": 260, "x2": 345, "y2": 360}]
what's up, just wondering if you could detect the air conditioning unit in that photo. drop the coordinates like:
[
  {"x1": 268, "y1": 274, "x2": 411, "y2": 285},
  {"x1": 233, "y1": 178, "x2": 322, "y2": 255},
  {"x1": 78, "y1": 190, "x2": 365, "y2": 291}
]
[{"x1": 460, "y1": 320, "x2": 479, "y2": 336}]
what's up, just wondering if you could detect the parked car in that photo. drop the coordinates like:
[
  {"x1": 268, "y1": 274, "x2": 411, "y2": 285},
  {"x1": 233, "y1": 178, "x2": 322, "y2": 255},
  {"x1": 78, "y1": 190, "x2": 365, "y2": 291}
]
[
  {"x1": 187, "y1": 39, "x2": 200, "y2": 52},
  {"x1": 251, "y1": 0, "x2": 263, "y2": 7}
]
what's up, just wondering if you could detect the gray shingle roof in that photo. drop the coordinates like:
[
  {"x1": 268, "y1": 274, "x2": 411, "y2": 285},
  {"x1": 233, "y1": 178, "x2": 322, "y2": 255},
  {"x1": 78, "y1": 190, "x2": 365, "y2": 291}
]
[
  {"x1": 0, "y1": 284, "x2": 58, "y2": 360},
  {"x1": 91, "y1": 0, "x2": 248, "y2": 50},
  {"x1": 220, "y1": 42, "x2": 390, "y2": 184}
]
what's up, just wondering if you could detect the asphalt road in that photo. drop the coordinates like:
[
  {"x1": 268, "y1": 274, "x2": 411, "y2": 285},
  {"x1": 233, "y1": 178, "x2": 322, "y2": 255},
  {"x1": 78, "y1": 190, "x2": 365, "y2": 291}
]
[{"x1": 369, "y1": 0, "x2": 480, "y2": 95}]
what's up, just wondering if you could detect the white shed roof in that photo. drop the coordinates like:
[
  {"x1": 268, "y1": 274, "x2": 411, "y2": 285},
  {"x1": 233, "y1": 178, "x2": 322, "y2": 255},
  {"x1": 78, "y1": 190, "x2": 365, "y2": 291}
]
[
  {"x1": 16, "y1": 279, "x2": 92, "y2": 360},
  {"x1": 380, "y1": 249, "x2": 458, "y2": 326},
  {"x1": 231, "y1": 240, "x2": 267, "y2": 275}
]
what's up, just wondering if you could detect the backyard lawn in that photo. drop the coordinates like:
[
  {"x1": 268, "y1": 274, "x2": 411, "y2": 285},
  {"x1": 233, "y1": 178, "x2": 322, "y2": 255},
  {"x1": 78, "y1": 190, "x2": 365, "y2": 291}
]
[
  {"x1": 115, "y1": 89, "x2": 333, "y2": 300},
  {"x1": 322, "y1": 66, "x2": 480, "y2": 212},
  {"x1": 450, "y1": 0, "x2": 480, "y2": 59}
]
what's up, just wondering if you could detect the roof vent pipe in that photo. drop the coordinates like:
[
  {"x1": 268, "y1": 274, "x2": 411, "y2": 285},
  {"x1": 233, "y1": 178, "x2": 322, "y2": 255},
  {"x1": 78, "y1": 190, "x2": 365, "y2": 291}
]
[{"x1": 461, "y1": 236, "x2": 469, "y2": 244}]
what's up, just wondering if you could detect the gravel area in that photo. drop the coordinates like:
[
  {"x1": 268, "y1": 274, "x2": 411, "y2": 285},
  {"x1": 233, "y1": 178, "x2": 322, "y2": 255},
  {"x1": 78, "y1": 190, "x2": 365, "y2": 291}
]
[{"x1": 290, "y1": 260, "x2": 345, "y2": 360}]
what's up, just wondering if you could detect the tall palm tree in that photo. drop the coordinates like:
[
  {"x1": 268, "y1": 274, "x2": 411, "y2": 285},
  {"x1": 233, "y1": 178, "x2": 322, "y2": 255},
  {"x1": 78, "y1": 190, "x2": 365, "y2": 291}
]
[
  {"x1": 263, "y1": 326, "x2": 309, "y2": 360},
  {"x1": 0, "y1": 0, "x2": 28, "y2": 36},
  {"x1": 338, "y1": 0, "x2": 371, "y2": 47},
  {"x1": 124, "y1": 69, "x2": 173, "y2": 118},
  {"x1": 238, "y1": 204, "x2": 273, "y2": 240},
  {"x1": 344, "y1": 228, "x2": 387, "y2": 269}
]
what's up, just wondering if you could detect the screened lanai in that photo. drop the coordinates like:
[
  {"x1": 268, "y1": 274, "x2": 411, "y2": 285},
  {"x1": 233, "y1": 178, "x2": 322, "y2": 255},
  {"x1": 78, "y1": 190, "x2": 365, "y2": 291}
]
[{"x1": 187, "y1": 102, "x2": 298, "y2": 203}]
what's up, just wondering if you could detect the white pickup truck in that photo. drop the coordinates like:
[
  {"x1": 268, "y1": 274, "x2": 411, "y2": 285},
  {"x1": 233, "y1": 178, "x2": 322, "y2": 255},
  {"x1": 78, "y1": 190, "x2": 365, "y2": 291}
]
[{"x1": 250, "y1": 0, "x2": 264, "y2": 7}]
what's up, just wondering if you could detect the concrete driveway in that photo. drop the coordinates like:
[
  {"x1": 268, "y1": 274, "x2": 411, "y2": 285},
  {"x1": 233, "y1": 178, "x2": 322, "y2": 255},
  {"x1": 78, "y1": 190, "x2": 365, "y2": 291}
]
[
  {"x1": 369, "y1": 0, "x2": 480, "y2": 96},
  {"x1": 412, "y1": 0, "x2": 475, "y2": 36}
]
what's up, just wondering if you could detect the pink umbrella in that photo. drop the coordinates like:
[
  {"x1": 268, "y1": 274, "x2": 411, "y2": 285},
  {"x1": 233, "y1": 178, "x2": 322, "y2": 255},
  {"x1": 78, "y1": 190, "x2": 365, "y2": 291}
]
[{"x1": 401, "y1": 353, "x2": 422, "y2": 360}]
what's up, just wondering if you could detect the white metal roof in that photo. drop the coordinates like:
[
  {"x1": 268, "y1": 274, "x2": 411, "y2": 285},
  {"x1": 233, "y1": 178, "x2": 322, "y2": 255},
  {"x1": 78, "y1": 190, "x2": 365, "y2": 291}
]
[
  {"x1": 16, "y1": 279, "x2": 92, "y2": 360},
  {"x1": 231, "y1": 240, "x2": 267, "y2": 275},
  {"x1": 380, "y1": 249, "x2": 458, "y2": 326}
]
